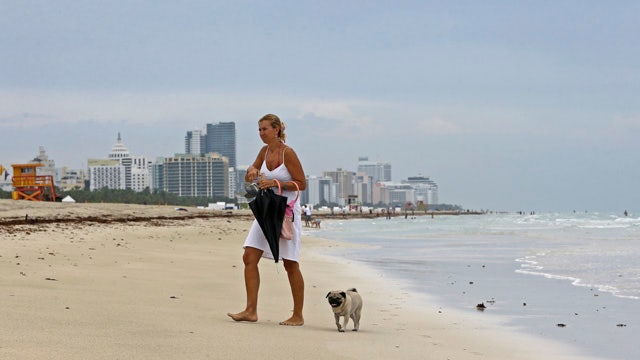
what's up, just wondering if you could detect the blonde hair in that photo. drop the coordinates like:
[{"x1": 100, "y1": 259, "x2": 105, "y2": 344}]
[{"x1": 259, "y1": 113, "x2": 287, "y2": 142}]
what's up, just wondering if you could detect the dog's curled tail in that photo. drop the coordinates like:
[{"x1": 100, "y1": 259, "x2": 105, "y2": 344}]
[{"x1": 348, "y1": 287, "x2": 358, "y2": 292}]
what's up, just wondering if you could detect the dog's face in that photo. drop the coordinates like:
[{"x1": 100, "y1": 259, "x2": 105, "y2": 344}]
[
  {"x1": 326, "y1": 291, "x2": 347, "y2": 309},
  {"x1": 326, "y1": 289, "x2": 363, "y2": 332}
]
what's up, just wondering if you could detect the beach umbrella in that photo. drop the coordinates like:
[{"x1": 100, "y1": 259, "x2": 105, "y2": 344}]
[{"x1": 248, "y1": 187, "x2": 288, "y2": 263}]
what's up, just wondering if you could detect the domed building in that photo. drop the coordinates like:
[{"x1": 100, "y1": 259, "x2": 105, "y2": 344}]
[
  {"x1": 108, "y1": 133, "x2": 131, "y2": 161},
  {"x1": 88, "y1": 133, "x2": 151, "y2": 191}
]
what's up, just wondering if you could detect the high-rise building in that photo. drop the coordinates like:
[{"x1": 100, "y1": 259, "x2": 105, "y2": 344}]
[
  {"x1": 108, "y1": 133, "x2": 130, "y2": 161},
  {"x1": 108, "y1": 133, "x2": 132, "y2": 189},
  {"x1": 228, "y1": 167, "x2": 237, "y2": 198},
  {"x1": 403, "y1": 176, "x2": 439, "y2": 205},
  {"x1": 373, "y1": 182, "x2": 415, "y2": 206},
  {"x1": 205, "y1": 122, "x2": 236, "y2": 168},
  {"x1": 29, "y1": 146, "x2": 57, "y2": 181},
  {"x1": 323, "y1": 168, "x2": 355, "y2": 206},
  {"x1": 160, "y1": 153, "x2": 229, "y2": 198},
  {"x1": 354, "y1": 172, "x2": 373, "y2": 205},
  {"x1": 130, "y1": 156, "x2": 152, "y2": 192},
  {"x1": 88, "y1": 133, "x2": 151, "y2": 192},
  {"x1": 235, "y1": 166, "x2": 248, "y2": 192},
  {"x1": 357, "y1": 156, "x2": 391, "y2": 183},
  {"x1": 151, "y1": 157, "x2": 165, "y2": 192},
  {"x1": 88, "y1": 158, "x2": 125, "y2": 191},
  {"x1": 306, "y1": 176, "x2": 334, "y2": 207},
  {"x1": 185, "y1": 130, "x2": 205, "y2": 155}
]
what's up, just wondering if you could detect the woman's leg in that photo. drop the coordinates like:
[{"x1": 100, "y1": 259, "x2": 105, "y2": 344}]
[
  {"x1": 227, "y1": 247, "x2": 263, "y2": 322},
  {"x1": 279, "y1": 259, "x2": 305, "y2": 326}
]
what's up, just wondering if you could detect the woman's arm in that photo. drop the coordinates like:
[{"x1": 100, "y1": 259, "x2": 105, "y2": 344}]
[
  {"x1": 282, "y1": 147, "x2": 307, "y2": 191},
  {"x1": 245, "y1": 145, "x2": 267, "y2": 182}
]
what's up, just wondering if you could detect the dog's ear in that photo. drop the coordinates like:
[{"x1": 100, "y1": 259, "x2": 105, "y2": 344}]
[
  {"x1": 340, "y1": 291, "x2": 347, "y2": 298},
  {"x1": 326, "y1": 292, "x2": 331, "y2": 298}
]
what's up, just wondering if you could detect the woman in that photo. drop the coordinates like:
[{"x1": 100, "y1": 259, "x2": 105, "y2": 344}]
[{"x1": 227, "y1": 114, "x2": 307, "y2": 326}]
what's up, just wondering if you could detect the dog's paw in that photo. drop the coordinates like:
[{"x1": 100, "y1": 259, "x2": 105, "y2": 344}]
[
  {"x1": 352, "y1": 329, "x2": 358, "y2": 332},
  {"x1": 338, "y1": 328, "x2": 345, "y2": 332}
]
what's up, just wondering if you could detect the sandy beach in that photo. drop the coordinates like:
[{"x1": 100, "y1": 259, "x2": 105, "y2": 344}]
[{"x1": 1, "y1": 200, "x2": 592, "y2": 360}]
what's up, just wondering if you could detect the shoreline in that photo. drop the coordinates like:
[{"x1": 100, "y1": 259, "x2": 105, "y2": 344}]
[
  {"x1": 313, "y1": 214, "x2": 636, "y2": 360},
  {"x1": 0, "y1": 199, "x2": 485, "y2": 224},
  {"x1": 1, "y1": 200, "x2": 593, "y2": 359}
]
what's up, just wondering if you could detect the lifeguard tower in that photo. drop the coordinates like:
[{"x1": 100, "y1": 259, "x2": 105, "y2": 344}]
[
  {"x1": 347, "y1": 194, "x2": 360, "y2": 211},
  {"x1": 11, "y1": 163, "x2": 57, "y2": 201}
]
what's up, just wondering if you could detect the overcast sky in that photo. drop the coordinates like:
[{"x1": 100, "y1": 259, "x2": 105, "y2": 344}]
[{"x1": 1, "y1": 1, "x2": 639, "y2": 212}]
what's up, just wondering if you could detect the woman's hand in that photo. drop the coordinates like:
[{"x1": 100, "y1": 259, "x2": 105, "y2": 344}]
[
  {"x1": 246, "y1": 167, "x2": 259, "y2": 182},
  {"x1": 258, "y1": 177, "x2": 277, "y2": 190}
]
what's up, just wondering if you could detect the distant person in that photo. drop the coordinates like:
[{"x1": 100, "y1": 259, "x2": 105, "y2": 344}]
[
  {"x1": 624, "y1": 210, "x2": 628, "y2": 217},
  {"x1": 303, "y1": 205, "x2": 312, "y2": 227}
]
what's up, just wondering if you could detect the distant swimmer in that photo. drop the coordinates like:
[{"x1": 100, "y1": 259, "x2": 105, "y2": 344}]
[{"x1": 624, "y1": 210, "x2": 628, "y2": 217}]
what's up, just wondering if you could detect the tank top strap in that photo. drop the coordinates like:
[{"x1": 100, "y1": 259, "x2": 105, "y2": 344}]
[{"x1": 281, "y1": 145, "x2": 288, "y2": 166}]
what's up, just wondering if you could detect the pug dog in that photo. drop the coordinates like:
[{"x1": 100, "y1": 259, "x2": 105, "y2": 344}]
[{"x1": 326, "y1": 288, "x2": 363, "y2": 332}]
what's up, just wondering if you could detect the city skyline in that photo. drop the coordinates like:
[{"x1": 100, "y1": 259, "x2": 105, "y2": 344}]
[
  {"x1": 1, "y1": 135, "x2": 438, "y2": 208},
  {"x1": 2, "y1": 2, "x2": 638, "y2": 212},
  {"x1": 3, "y1": 134, "x2": 427, "y2": 188}
]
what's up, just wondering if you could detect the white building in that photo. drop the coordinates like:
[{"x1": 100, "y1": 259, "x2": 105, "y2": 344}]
[
  {"x1": 185, "y1": 129, "x2": 205, "y2": 155},
  {"x1": 29, "y1": 146, "x2": 58, "y2": 181},
  {"x1": 88, "y1": 159, "x2": 126, "y2": 191},
  {"x1": 402, "y1": 176, "x2": 439, "y2": 206},
  {"x1": 354, "y1": 172, "x2": 373, "y2": 205},
  {"x1": 306, "y1": 175, "x2": 334, "y2": 207},
  {"x1": 323, "y1": 168, "x2": 356, "y2": 205},
  {"x1": 88, "y1": 133, "x2": 151, "y2": 192},
  {"x1": 373, "y1": 182, "x2": 416, "y2": 206},
  {"x1": 357, "y1": 156, "x2": 391, "y2": 183},
  {"x1": 58, "y1": 167, "x2": 86, "y2": 191},
  {"x1": 228, "y1": 167, "x2": 237, "y2": 198},
  {"x1": 0, "y1": 164, "x2": 11, "y2": 192},
  {"x1": 130, "y1": 156, "x2": 152, "y2": 192}
]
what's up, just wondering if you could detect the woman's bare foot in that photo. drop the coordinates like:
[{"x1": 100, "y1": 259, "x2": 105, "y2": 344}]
[
  {"x1": 227, "y1": 310, "x2": 258, "y2": 322},
  {"x1": 279, "y1": 315, "x2": 304, "y2": 326}
]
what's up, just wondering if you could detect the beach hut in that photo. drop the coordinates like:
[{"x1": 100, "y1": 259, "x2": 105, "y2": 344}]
[{"x1": 61, "y1": 195, "x2": 76, "y2": 203}]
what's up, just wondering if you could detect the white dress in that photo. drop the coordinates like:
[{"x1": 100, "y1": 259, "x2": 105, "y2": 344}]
[{"x1": 243, "y1": 151, "x2": 302, "y2": 262}]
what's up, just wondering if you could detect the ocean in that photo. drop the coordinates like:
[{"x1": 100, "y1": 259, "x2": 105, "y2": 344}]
[{"x1": 310, "y1": 212, "x2": 639, "y2": 360}]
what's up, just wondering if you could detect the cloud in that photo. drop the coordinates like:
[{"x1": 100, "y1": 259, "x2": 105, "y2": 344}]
[
  {"x1": 611, "y1": 114, "x2": 640, "y2": 132},
  {"x1": 416, "y1": 117, "x2": 462, "y2": 135},
  {"x1": 601, "y1": 114, "x2": 640, "y2": 148},
  {"x1": 0, "y1": 112, "x2": 56, "y2": 128},
  {"x1": 0, "y1": 90, "x2": 288, "y2": 129},
  {"x1": 295, "y1": 100, "x2": 382, "y2": 139},
  {"x1": 297, "y1": 101, "x2": 357, "y2": 122}
]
